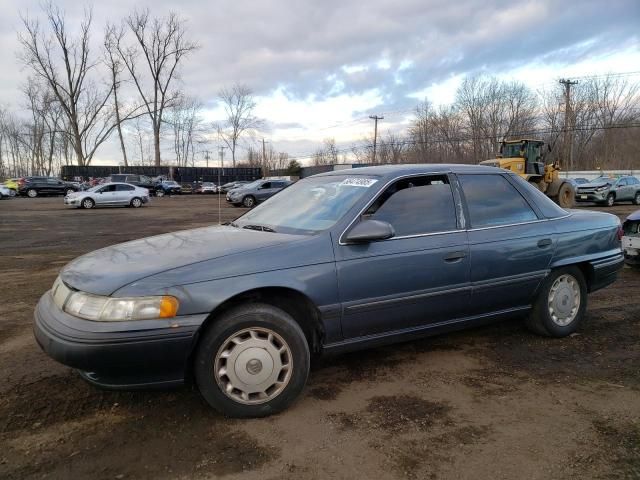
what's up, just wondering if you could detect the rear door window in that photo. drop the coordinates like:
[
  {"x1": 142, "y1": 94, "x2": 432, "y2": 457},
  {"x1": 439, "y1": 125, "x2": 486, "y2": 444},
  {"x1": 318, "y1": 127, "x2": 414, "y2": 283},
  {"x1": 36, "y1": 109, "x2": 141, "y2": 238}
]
[
  {"x1": 458, "y1": 174, "x2": 538, "y2": 228},
  {"x1": 116, "y1": 184, "x2": 134, "y2": 191},
  {"x1": 365, "y1": 175, "x2": 457, "y2": 236}
]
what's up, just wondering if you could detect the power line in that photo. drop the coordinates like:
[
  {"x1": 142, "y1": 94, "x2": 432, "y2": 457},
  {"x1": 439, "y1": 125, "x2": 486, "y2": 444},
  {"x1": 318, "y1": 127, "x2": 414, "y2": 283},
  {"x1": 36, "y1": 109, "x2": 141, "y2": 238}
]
[{"x1": 284, "y1": 122, "x2": 640, "y2": 162}]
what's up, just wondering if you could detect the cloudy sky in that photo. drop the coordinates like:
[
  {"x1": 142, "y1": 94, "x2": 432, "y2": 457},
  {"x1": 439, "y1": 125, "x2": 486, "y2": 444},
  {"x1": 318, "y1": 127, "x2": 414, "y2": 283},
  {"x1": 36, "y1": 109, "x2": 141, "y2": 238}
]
[{"x1": 1, "y1": 0, "x2": 639, "y2": 165}]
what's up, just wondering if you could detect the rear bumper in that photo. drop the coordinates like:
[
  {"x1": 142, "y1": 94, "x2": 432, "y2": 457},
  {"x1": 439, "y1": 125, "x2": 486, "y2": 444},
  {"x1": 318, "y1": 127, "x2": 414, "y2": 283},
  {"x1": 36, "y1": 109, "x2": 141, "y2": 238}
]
[
  {"x1": 33, "y1": 292, "x2": 206, "y2": 389},
  {"x1": 589, "y1": 253, "x2": 625, "y2": 292}
]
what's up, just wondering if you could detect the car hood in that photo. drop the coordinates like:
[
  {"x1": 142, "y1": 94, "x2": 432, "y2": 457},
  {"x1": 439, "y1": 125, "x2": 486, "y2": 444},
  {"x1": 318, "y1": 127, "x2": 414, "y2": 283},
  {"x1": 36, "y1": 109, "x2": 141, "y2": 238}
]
[
  {"x1": 579, "y1": 180, "x2": 611, "y2": 188},
  {"x1": 627, "y1": 210, "x2": 640, "y2": 221},
  {"x1": 60, "y1": 226, "x2": 304, "y2": 295}
]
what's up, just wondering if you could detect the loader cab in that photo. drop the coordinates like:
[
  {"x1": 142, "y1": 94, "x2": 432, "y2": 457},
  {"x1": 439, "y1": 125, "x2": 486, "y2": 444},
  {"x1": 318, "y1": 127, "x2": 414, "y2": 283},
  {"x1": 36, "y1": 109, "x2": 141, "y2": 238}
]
[{"x1": 498, "y1": 139, "x2": 546, "y2": 176}]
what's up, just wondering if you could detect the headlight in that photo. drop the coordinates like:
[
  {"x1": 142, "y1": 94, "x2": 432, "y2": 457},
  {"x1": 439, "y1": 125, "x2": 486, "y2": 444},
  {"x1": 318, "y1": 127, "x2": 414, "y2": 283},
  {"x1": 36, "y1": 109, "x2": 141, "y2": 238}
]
[
  {"x1": 52, "y1": 278, "x2": 179, "y2": 321},
  {"x1": 595, "y1": 185, "x2": 609, "y2": 192}
]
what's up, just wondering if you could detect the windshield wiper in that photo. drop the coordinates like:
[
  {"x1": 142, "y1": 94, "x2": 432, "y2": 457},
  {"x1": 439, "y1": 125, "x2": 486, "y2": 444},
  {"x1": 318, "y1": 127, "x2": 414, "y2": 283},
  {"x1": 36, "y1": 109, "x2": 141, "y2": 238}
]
[{"x1": 242, "y1": 224, "x2": 276, "y2": 233}]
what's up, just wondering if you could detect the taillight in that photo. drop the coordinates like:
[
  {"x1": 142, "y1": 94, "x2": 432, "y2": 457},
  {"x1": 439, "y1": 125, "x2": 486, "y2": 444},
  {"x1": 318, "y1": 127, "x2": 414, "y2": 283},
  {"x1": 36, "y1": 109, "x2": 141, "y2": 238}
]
[{"x1": 617, "y1": 225, "x2": 624, "y2": 242}]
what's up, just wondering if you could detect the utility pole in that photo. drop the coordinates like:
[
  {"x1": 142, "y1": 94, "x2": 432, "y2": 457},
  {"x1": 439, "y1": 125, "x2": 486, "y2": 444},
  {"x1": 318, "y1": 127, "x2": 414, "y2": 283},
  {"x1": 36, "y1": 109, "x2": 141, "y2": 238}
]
[
  {"x1": 262, "y1": 138, "x2": 269, "y2": 175},
  {"x1": 559, "y1": 79, "x2": 578, "y2": 172},
  {"x1": 203, "y1": 150, "x2": 210, "y2": 168},
  {"x1": 217, "y1": 146, "x2": 227, "y2": 225},
  {"x1": 369, "y1": 115, "x2": 384, "y2": 164}
]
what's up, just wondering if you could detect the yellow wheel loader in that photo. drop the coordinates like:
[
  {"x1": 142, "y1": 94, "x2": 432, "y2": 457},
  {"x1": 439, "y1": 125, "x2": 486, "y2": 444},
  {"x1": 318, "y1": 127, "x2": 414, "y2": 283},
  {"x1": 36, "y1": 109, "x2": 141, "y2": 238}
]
[{"x1": 479, "y1": 139, "x2": 575, "y2": 208}]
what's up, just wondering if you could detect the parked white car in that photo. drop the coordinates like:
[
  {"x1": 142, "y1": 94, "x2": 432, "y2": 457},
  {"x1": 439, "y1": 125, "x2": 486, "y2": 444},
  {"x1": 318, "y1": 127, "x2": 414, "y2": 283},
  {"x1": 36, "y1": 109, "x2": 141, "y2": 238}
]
[
  {"x1": 64, "y1": 182, "x2": 149, "y2": 209},
  {"x1": 198, "y1": 182, "x2": 218, "y2": 194},
  {"x1": 0, "y1": 185, "x2": 16, "y2": 199}
]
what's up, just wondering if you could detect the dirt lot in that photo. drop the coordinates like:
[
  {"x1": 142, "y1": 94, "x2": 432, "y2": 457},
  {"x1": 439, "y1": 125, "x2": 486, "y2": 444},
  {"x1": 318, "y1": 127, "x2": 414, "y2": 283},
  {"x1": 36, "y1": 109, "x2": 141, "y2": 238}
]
[{"x1": 0, "y1": 195, "x2": 638, "y2": 480}]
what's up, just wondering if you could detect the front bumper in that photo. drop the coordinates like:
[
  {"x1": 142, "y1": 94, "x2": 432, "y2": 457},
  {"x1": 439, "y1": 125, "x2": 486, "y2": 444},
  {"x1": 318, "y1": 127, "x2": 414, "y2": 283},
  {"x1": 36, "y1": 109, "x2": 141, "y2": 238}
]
[
  {"x1": 575, "y1": 191, "x2": 608, "y2": 203},
  {"x1": 33, "y1": 291, "x2": 206, "y2": 389},
  {"x1": 64, "y1": 196, "x2": 80, "y2": 205}
]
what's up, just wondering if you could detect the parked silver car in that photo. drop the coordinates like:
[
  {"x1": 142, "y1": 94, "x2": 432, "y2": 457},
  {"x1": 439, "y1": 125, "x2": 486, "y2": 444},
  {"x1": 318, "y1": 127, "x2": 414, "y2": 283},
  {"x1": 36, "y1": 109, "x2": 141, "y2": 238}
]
[
  {"x1": 64, "y1": 182, "x2": 149, "y2": 209},
  {"x1": 0, "y1": 184, "x2": 15, "y2": 199},
  {"x1": 575, "y1": 176, "x2": 640, "y2": 206},
  {"x1": 226, "y1": 179, "x2": 291, "y2": 207}
]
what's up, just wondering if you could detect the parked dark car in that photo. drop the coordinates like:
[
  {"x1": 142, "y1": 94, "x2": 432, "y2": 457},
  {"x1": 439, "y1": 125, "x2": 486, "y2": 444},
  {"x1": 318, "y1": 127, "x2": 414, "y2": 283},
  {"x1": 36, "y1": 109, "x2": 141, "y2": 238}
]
[
  {"x1": 154, "y1": 180, "x2": 182, "y2": 197},
  {"x1": 180, "y1": 183, "x2": 194, "y2": 194},
  {"x1": 34, "y1": 164, "x2": 623, "y2": 418},
  {"x1": 109, "y1": 174, "x2": 157, "y2": 196},
  {"x1": 575, "y1": 176, "x2": 640, "y2": 206},
  {"x1": 19, "y1": 176, "x2": 80, "y2": 198},
  {"x1": 226, "y1": 179, "x2": 291, "y2": 207}
]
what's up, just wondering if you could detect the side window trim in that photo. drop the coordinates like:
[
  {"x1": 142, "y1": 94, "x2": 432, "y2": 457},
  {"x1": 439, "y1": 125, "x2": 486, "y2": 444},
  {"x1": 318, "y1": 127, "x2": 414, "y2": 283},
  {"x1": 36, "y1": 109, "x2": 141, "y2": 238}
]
[
  {"x1": 340, "y1": 173, "x2": 463, "y2": 244},
  {"x1": 458, "y1": 173, "x2": 541, "y2": 229}
]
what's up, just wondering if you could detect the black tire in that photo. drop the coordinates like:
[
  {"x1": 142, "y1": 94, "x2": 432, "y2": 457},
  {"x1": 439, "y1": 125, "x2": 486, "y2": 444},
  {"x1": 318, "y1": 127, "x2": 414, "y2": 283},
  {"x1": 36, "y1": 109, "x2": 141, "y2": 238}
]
[
  {"x1": 242, "y1": 195, "x2": 256, "y2": 208},
  {"x1": 81, "y1": 197, "x2": 95, "y2": 209},
  {"x1": 27, "y1": 188, "x2": 38, "y2": 198},
  {"x1": 606, "y1": 193, "x2": 615, "y2": 207},
  {"x1": 130, "y1": 197, "x2": 143, "y2": 208},
  {"x1": 194, "y1": 303, "x2": 310, "y2": 418},
  {"x1": 557, "y1": 182, "x2": 574, "y2": 208},
  {"x1": 633, "y1": 192, "x2": 640, "y2": 206},
  {"x1": 156, "y1": 190, "x2": 165, "y2": 198},
  {"x1": 525, "y1": 266, "x2": 587, "y2": 337}
]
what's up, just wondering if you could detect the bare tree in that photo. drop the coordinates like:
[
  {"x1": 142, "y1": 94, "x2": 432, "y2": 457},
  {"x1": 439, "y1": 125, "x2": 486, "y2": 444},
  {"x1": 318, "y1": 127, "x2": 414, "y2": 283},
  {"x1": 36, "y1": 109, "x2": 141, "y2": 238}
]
[
  {"x1": 18, "y1": 4, "x2": 117, "y2": 165},
  {"x1": 217, "y1": 84, "x2": 262, "y2": 167},
  {"x1": 167, "y1": 95, "x2": 203, "y2": 167},
  {"x1": 115, "y1": 9, "x2": 198, "y2": 166},
  {"x1": 104, "y1": 24, "x2": 129, "y2": 166}
]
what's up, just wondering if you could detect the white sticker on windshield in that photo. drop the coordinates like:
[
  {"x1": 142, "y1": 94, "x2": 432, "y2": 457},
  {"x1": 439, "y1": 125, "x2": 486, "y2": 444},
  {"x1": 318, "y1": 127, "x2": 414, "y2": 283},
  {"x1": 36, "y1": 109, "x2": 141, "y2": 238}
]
[{"x1": 340, "y1": 178, "x2": 378, "y2": 187}]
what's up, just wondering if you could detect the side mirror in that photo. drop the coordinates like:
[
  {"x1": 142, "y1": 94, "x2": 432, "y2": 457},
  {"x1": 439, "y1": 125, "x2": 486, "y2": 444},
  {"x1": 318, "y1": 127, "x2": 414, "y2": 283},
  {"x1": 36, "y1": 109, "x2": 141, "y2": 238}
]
[{"x1": 344, "y1": 220, "x2": 395, "y2": 244}]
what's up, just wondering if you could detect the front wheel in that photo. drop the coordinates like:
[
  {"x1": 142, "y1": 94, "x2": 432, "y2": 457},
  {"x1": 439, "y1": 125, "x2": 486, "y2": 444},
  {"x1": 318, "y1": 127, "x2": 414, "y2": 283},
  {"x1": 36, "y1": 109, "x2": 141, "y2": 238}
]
[
  {"x1": 526, "y1": 267, "x2": 587, "y2": 337},
  {"x1": 606, "y1": 193, "x2": 615, "y2": 207},
  {"x1": 155, "y1": 190, "x2": 165, "y2": 198},
  {"x1": 194, "y1": 303, "x2": 310, "y2": 418},
  {"x1": 27, "y1": 189, "x2": 38, "y2": 198},
  {"x1": 633, "y1": 192, "x2": 640, "y2": 205},
  {"x1": 81, "y1": 198, "x2": 95, "y2": 209},
  {"x1": 242, "y1": 195, "x2": 256, "y2": 208},
  {"x1": 556, "y1": 182, "x2": 574, "y2": 208}
]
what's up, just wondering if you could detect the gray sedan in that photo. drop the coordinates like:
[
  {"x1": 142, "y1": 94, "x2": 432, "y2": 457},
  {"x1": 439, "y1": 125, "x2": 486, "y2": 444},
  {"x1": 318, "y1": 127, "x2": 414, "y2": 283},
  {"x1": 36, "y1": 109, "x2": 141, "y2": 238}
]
[
  {"x1": 64, "y1": 182, "x2": 150, "y2": 209},
  {"x1": 36, "y1": 164, "x2": 623, "y2": 418},
  {"x1": 226, "y1": 179, "x2": 291, "y2": 207}
]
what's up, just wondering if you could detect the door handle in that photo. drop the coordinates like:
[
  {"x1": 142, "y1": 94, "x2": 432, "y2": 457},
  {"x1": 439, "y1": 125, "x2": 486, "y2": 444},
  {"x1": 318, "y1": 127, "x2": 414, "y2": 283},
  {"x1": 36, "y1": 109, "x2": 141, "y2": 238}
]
[
  {"x1": 537, "y1": 238, "x2": 552, "y2": 248},
  {"x1": 444, "y1": 251, "x2": 467, "y2": 262}
]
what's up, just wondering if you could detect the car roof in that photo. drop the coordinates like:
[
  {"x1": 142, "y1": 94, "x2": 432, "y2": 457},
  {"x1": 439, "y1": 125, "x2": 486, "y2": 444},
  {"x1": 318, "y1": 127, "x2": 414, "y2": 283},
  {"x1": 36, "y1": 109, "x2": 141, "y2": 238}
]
[{"x1": 314, "y1": 163, "x2": 502, "y2": 179}]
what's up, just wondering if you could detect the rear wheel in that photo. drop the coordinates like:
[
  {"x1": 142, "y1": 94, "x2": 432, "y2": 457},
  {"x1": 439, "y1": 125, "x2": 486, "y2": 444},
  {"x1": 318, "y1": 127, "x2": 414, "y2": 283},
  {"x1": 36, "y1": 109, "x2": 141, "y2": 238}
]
[
  {"x1": 526, "y1": 267, "x2": 587, "y2": 337},
  {"x1": 156, "y1": 190, "x2": 165, "y2": 198},
  {"x1": 27, "y1": 189, "x2": 38, "y2": 198},
  {"x1": 606, "y1": 193, "x2": 615, "y2": 207},
  {"x1": 130, "y1": 197, "x2": 143, "y2": 208},
  {"x1": 81, "y1": 198, "x2": 95, "y2": 209},
  {"x1": 194, "y1": 303, "x2": 310, "y2": 417},
  {"x1": 633, "y1": 192, "x2": 640, "y2": 205}
]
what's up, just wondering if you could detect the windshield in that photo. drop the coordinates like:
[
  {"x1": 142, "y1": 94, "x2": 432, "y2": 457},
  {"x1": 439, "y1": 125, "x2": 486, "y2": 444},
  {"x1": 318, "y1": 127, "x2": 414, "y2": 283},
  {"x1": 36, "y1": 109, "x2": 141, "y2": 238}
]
[
  {"x1": 88, "y1": 184, "x2": 105, "y2": 192},
  {"x1": 233, "y1": 175, "x2": 379, "y2": 234}
]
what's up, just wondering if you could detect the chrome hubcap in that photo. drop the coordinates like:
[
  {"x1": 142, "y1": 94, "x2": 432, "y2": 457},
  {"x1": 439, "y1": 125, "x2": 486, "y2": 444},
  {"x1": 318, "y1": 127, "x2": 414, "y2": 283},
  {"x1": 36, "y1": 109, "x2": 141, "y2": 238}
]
[
  {"x1": 548, "y1": 274, "x2": 580, "y2": 326},
  {"x1": 214, "y1": 327, "x2": 292, "y2": 405},
  {"x1": 83, "y1": 200, "x2": 92, "y2": 208}
]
